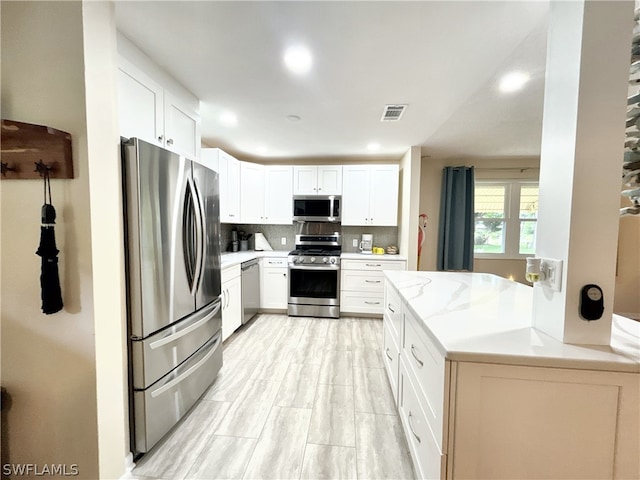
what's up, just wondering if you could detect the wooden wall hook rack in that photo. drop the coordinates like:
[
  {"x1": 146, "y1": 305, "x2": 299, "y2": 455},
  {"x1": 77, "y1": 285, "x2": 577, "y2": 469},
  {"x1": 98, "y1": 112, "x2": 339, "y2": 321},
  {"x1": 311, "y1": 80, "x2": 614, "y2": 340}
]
[{"x1": 0, "y1": 119, "x2": 73, "y2": 180}]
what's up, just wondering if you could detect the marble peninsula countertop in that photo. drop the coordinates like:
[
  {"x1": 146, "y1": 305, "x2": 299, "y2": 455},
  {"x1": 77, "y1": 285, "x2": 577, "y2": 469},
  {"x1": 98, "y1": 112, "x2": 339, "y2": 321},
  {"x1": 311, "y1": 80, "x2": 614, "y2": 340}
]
[{"x1": 384, "y1": 271, "x2": 640, "y2": 373}]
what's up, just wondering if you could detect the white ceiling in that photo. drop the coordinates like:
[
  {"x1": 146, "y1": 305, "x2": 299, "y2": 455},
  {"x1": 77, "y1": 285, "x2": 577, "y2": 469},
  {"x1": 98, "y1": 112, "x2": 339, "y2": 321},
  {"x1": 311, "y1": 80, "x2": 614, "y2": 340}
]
[{"x1": 114, "y1": 1, "x2": 550, "y2": 162}]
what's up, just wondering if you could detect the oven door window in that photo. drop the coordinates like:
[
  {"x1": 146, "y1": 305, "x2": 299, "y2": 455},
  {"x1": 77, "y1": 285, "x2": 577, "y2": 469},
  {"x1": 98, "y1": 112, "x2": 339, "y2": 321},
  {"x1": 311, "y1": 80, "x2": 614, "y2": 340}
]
[{"x1": 289, "y1": 268, "x2": 338, "y2": 299}]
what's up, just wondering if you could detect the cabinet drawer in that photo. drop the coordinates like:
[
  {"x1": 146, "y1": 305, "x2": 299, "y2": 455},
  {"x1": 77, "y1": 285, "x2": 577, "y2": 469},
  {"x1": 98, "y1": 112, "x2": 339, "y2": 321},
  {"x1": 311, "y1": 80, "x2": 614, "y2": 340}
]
[
  {"x1": 261, "y1": 257, "x2": 288, "y2": 268},
  {"x1": 342, "y1": 270, "x2": 385, "y2": 292},
  {"x1": 384, "y1": 283, "x2": 403, "y2": 341},
  {"x1": 399, "y1": 358, "x2": 446, "y2": 480},
  {"x1": 383, "y1": 320, "x2": 400, "y2": 406},
  {"x1": 341, "y1": 259, "x2": 406, "y2": 271},
  {"x1": 340, "y1": 291, "x2": 384, "y2": 314},
  {"x1": 403, "y1": 311, "x2": 446, "y2": 451},
  {"x1": 222, "y1": 264, "x2": 241, "y2": 283}
]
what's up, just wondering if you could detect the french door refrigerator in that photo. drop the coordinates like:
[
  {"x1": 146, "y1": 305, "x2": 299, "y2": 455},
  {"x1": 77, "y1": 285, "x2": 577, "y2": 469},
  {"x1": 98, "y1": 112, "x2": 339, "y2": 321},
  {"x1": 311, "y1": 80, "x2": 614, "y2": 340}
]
[{"x1": 121, "y1": 137, "x2": 223, "y2": 455}]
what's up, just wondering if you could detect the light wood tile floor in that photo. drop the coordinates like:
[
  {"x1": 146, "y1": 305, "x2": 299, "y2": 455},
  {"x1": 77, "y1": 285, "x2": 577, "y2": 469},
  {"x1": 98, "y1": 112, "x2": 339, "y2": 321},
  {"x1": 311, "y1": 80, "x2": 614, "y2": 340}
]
[{"x1": 128, "y1": 314, "x2": 415, "y2": 480}]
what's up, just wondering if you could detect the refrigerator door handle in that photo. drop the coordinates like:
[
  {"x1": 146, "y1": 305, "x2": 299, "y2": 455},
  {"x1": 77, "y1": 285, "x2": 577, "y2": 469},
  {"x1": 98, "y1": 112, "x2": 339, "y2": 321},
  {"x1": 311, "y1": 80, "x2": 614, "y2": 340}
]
[
  {"x1": 192, "y1": 179, "x2": 206, "y2": 292},
  {"x1": 184, "y1": 176, "x2": 204, "y2": 297},
  {"x1": 150, "y1": 333, "x2": 222, "y2": 398},
  {"x1": 149, "y1": 299, "x2": 221, "y2": 350}
]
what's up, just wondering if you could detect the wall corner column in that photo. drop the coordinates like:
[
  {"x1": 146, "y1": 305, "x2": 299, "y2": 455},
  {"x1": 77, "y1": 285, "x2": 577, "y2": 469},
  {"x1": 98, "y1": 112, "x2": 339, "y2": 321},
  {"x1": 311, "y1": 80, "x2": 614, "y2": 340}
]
[{"x1": 533, "y1": 0, "x2": 633, "y2": 345}]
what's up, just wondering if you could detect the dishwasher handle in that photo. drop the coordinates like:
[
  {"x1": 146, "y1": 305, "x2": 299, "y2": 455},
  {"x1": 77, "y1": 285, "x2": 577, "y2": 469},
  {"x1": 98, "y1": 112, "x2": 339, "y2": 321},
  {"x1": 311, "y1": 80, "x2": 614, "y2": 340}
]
[{"x1": 241, "y1": 259, "x2": 259, "y2": 271}]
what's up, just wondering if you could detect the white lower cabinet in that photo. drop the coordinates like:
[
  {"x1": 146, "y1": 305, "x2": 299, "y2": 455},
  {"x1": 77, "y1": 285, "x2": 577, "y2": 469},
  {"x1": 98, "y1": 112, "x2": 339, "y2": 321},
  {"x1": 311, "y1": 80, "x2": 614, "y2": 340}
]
[
  {"x1": 221, "y1": 265, "x2": 242, "y2": 341},
  {"x1": 399, "y1": 357, "x2": 447, "y2": 480},
  {"x1": 260, "y1": 257, "x2": 288, "y2": 310},
  {"x1": 383, "y1": 281, "x2": 640, "y2": 480},
  {"x1": 340, "y1": 258, "x2": 406, "y2": 315},
  {"x1": 382, "y1": 319, "x2": 400, "y2": 405}
]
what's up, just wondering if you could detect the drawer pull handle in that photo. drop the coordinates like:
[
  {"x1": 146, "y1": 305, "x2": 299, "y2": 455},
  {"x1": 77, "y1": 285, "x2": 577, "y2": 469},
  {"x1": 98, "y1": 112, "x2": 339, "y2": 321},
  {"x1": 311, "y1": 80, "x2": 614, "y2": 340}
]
[
  {"x1": 364, "y1": 301, "x2": 381, "y2": 305},
  {"x1": 365, "y1": 263, "x2": 381, "y2": 267},
  {"x1": 365, "y1": 280, "x2": 381, "y2": 284},
  {"x1": 410, "y1": 345, "x2": 424, "y2": 367},
  {"x1": 385, "y1": 348, "x2": 393, "y2": 360},
  {"x1": 408, "y1": 411, "x2": 421, "y2": 443},
  {"x1": 388, "y1": 304, "x2": 395, "y2": 313}
]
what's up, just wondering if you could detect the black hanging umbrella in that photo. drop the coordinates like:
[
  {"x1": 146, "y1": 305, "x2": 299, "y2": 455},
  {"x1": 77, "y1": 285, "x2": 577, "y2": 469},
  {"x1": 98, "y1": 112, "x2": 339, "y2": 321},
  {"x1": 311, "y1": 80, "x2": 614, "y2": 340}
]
[{"x1": 35, "y1": 166, "x2": 63, "y2": 314}]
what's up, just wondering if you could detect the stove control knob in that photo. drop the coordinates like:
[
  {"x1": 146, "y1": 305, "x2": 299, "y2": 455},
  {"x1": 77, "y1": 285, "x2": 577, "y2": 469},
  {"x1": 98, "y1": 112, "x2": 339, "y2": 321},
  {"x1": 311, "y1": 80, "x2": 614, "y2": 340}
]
[
  {"x1": 323, "y1": 257, "x2": 329, "y2": 263},
  {"x1": 310, "y1": 257, "x2": 316, "y2": 263},
  {"x1": 330, "y1": 257, "x2": 336, "y2": 264},
  {"x1": 294, "y1": 257, "x2": 301, "y2": 264}
]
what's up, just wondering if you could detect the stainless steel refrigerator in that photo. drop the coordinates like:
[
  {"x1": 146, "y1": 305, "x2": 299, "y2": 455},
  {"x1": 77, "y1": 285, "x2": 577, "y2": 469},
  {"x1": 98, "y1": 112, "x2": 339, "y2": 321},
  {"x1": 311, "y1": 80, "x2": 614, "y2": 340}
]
[{"x1": 121, "y1": 138, "x2": 223, "y2": 455}]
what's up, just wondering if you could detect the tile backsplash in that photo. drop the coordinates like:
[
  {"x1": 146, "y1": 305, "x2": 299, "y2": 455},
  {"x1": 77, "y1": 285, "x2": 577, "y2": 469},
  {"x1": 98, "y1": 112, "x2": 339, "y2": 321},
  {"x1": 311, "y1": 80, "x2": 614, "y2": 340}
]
[{"x1": 220, "y1": 223, "x2": 399, "y2": 253}]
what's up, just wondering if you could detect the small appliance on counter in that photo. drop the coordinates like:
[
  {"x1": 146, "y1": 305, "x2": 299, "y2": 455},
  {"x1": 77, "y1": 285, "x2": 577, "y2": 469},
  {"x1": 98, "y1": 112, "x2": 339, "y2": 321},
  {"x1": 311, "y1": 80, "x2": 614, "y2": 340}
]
[
  {"x1": 230, "y1": 229, "x2": 239, "y2": 252},
  {"x1": 359, "y1": 234, "x2": 373, "y2": 254},
  {"x1": 254, "y1": 232, "x2": 273, "y2": 251}
]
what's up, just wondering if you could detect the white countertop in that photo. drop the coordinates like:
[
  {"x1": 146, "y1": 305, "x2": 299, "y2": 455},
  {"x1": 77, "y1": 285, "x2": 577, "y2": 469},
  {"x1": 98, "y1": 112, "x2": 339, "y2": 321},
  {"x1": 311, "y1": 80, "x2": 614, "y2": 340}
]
[
  {"x1": 384, "y1": 270, "x2": 640, "y2": 373},
  {"x1": 221, "y1": 250, "x2": 289, "y2": 268},
  {"x1": 341, "y1": 252, "x2": 407, "y2": 261}
]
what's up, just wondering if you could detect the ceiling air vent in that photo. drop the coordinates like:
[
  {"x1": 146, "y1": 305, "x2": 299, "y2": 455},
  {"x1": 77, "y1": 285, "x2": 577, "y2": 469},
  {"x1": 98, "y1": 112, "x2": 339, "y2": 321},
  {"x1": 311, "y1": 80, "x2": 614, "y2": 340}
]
[{"x1": 381, "y1": 104, "x2": 408, "y2": 122}]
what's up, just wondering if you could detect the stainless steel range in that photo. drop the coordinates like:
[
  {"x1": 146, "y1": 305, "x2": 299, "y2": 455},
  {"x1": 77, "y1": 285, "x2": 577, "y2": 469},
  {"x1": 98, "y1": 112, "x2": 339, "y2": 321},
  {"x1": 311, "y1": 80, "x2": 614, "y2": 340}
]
[{"x1": 288, "y1": 224, "x2": 341, "y2": 318}]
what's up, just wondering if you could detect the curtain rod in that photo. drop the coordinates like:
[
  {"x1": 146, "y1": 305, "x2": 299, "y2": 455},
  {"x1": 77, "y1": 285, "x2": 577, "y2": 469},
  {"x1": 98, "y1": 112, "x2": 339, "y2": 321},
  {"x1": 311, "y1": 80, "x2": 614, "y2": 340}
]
[{"x1": 474, "y1": 167, "x2": 540, "y2": 172}]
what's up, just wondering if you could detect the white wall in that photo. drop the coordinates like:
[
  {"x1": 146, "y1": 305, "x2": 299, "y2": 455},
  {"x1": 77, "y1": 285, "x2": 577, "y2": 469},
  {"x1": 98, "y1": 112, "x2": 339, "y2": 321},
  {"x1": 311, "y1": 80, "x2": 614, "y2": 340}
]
[
  {"x1": 83, "y1": 2, "x2": 130, "y2": 478},
  {"x1": 1, "y1": 2, "x2": 99, "y2": 477},
  {"x1": 398, "y1": 147, "x2": 421, "y2": 269},
  {"x1": 1, "y1": 2, "x2": 128, "y2": 478}
]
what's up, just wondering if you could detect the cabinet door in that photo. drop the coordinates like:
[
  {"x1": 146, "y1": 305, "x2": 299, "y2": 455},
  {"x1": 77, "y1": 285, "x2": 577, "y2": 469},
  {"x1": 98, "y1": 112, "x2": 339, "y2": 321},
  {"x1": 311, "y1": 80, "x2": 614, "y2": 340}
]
[
  {"x1": 164, "y1": 91, "x2": 200, "y2": 159},
  {"x1": 222, "y1": 275, "x2": 242, "y2": 341},
  {"x1": 341, "y1": 165, "x2": 371, "y2": 226},
  {"x1": 317, "y1": 166, "x2": 343, "y2": 195},
  {"x1": 369, "y1": 165, "x2": 399, "y2": 226},
  {"x1": 226, "y1": 154, "x2": 241, "y2": 222},
  {"x1": 293, "y1": 166, "x2": 318, "y2": 195},
  {"x1": 117, "y1": 62, "x2": 163, "y2": 147},
  {"x1": 261, "y1": 267, "x2": 288, "y2": 309},
  {"x1": 240, "y1": 162, "x2": 265, "y2": 223},
  {"x1": 264, "y1": 166, "x2": 293, "y2": 224}
]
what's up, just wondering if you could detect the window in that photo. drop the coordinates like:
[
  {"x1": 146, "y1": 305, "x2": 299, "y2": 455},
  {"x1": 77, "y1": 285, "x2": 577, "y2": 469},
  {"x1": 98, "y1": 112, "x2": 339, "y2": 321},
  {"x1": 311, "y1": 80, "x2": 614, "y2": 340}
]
[{"x1": 474, "y1": 181, "x2": 539, "y2": 258}]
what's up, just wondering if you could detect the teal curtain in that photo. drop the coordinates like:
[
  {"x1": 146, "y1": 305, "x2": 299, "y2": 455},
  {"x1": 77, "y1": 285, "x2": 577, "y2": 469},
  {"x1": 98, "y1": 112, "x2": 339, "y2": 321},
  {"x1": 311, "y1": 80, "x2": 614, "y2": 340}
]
[{"x1": 437, "y1": 166, "x2": 475, "y2": 271}]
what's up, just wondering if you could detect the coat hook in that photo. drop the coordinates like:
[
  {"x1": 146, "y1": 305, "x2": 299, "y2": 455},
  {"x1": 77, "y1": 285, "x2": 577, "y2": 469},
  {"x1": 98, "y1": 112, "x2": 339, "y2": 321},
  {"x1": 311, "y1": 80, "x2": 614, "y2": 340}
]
[
  {"x1": 1, "y1": 162, "x2": 16, "y2": 176},
  {"x1": 34, "y1": 160, "x2": 53, "y2": 177}
]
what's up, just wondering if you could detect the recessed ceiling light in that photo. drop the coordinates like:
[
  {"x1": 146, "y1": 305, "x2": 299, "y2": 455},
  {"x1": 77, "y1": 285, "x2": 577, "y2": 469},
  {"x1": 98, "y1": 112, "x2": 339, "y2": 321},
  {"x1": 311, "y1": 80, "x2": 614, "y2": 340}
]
[
  {"x1": 367, "y1": 143, "x2": 381, "y2": 152},
  {"x1": 499, "y1": 71, "x2": 530, "y2": 93},
  {"x1": 220, "y1": 111, "x2": 237, "y2": 126},
  {"x1": 286, "y1": 114, "x2": 302, "y2": 122},
  {"x1": 283, "y1": 46, "x2": 312, "y2": 75}
]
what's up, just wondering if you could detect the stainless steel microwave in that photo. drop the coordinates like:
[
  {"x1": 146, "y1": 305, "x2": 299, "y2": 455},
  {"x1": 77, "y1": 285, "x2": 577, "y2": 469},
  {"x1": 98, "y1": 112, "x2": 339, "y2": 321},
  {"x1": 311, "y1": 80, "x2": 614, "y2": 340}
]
[{"x1": 292, "y1": 195, "x2": 341, "y2": 223}]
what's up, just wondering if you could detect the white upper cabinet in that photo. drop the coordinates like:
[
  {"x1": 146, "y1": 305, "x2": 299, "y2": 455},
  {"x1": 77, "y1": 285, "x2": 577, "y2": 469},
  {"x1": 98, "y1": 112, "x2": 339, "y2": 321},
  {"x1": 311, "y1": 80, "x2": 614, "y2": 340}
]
[
  {"x1": 118, "y1": 60, "x2": 163, "y2": 147},
  {"x1": 293, "y1": 165, "x2": 342, "y2": 195},
  {"x1": 240, "y1": 162, "x2": 265, "y2": 224},
  {"x1": 163, "y1": 91, "x2": 201, "y2": 159},
  {"x1": 342, "y1": 164, "x2": 399, "y2": 226},
  {"x1": 241, "y1": 163, "x2": 293, "y2": 225},
  {"x1": 117, "y1": 57, "x2": 201, "y2": 159},
  {"x1": 201, "y1": 148, "x2": 240, "y2": 223},
  {"x1": 264, "y1": 165, "x2": 294, "y2": 224}
]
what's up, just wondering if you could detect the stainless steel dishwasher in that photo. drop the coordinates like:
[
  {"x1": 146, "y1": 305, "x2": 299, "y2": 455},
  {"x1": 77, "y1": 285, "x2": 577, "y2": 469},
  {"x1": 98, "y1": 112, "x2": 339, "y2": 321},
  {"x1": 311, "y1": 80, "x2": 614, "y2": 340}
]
[{"x1": 241, "y1": 258, "x2": 260, "y2": 324}]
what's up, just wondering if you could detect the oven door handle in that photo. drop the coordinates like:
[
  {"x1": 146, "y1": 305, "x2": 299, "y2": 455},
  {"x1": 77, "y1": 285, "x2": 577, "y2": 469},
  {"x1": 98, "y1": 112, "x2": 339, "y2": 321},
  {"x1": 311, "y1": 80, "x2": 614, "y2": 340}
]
[{"x1": 288, "y1": 265, "x2": 340, "y2": 271}]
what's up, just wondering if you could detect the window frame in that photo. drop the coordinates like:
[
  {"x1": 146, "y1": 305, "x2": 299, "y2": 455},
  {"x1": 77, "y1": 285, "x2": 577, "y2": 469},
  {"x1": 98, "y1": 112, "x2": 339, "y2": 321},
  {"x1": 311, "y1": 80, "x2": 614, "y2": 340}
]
[{"x1": 474, "y1": 179, "x2": 539, "y2": 260}]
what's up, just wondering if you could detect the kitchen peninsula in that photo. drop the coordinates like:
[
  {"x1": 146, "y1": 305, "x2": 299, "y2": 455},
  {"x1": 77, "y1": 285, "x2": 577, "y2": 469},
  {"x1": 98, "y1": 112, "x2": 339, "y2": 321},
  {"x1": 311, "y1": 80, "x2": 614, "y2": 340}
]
[{"x1": 383, "y1": 271, "x2": 640, "y2": 480}]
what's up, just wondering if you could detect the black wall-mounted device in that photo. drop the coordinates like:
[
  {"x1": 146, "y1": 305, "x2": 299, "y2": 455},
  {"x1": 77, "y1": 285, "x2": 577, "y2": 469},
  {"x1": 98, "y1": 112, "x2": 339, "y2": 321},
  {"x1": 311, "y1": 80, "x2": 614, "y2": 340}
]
[{"x1": 579, "y1": 284, "x2": 604, "y2": 321}]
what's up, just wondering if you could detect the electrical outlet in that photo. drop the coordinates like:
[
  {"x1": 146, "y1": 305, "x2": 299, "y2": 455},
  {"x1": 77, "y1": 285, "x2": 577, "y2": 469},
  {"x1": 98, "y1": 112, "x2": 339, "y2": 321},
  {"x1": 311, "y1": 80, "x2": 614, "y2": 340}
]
[
  {"x1": 281, "y1": 237, "x2": 287, "y2": 246},
  {"x1": 539, "y1": 258, "x2": 563, "y2": 292},
  {"x1": 352, "y1": 238, "x2": 358, "y2": 247}
]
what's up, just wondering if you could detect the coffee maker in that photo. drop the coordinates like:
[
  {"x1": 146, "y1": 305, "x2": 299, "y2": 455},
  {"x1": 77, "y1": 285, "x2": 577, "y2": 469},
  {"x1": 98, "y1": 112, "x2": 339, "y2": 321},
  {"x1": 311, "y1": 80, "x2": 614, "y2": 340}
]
[{"x1": 359, "y1": 234, "x2": 373, "y2": 254}]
